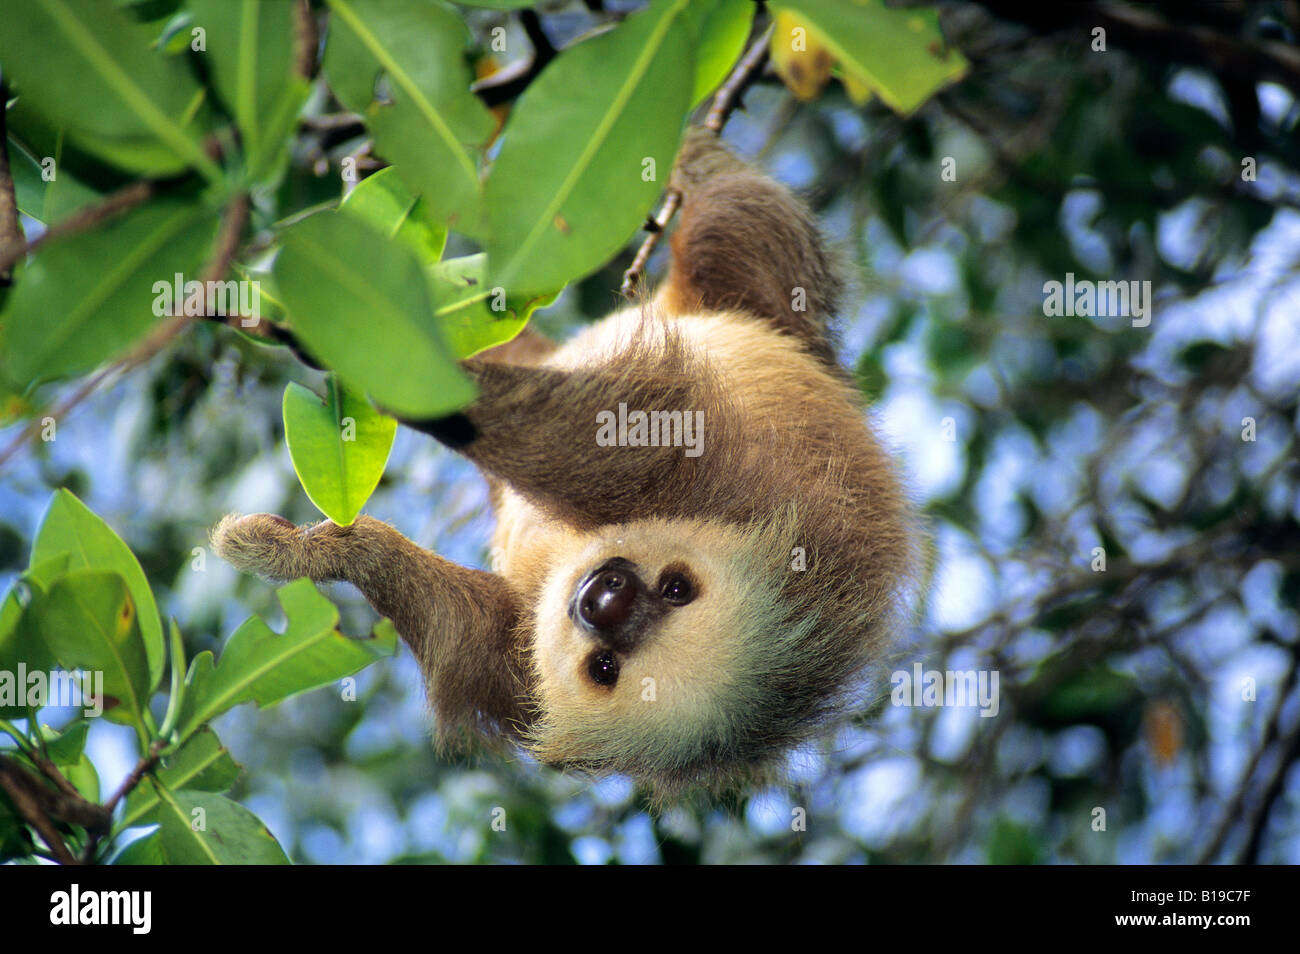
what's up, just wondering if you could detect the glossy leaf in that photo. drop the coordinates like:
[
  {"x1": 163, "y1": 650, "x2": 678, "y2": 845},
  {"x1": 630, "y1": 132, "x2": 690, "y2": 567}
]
[
  {"x1": 30, "y1": 570, "x2": 151, "y2": 738},
  {"x1": 341, "y1": 167, "x2": 447, "y2": 264},
  {"x1": 485, "y1": 0, "x2": 694, "y2": 295},
  {"x1": 30, "y1": 490, "x2": 166, "y2": 692},
  {"x1": 187, "y1": 0, "x2": 310, "y2": 178},
  {"x1": 157, "y1": 618, "x2": 187, "y2": 740},
  {"x1": 41, "y1": 722, "x2": 100, "y2": 803},
  {"x1": 111, "y1": 832, "x2": 168, "y2": 865},
  {"x1": 323, "y1": 0, "x2": 494, "y2": 232},
  {"x1": 768, "y1": 0, "x2": 968, "y2": 115},
  {"x1": 0, "y1": 0, "x2": 218, "y2": 178},
  {"x1": 273, "y1": 211, "x2": 475, "y2": 417},
  {"x1": 685, "y1": 0, "x2": 756, "y2": 107},
  {"x1": 175, "y1": 579, "x2": 396, "y2": 741},
  {"x1": 4, "y1": 135, "x2": 103, "y2": 226},
  {"x1": 283, "y1": 376, "x2": 397, "y2": 526},
  {"x1": 149, "y1": 788, "x2": 290, "y2": 864},
  {"x1": 0, "y1": 561, "x2": 63, "y2": 718},
  {"x1": 122, "y1": 727, "x2": 242, "y2": 829},
  {"x1": 0, "y1": 198, "x2": 217, "y2": 388},
  {"x1": 428, "y1": 254, "x2": 559, "y2": 358}
]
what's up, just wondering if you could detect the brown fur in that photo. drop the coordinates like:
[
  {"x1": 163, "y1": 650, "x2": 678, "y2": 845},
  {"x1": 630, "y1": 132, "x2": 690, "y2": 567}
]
[{"x1": 213, "y1": 132, "x2": 916, "y2": 798}]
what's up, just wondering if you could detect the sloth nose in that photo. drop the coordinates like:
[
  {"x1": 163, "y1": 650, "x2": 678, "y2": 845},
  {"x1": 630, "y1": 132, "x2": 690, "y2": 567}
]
[{"x1": 576, "y1": 563, "x2": 638, "y2": 634}]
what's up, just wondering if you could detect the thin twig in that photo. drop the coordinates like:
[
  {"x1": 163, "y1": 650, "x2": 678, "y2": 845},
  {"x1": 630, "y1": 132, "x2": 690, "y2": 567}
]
[
  {"x1": 0, "y1": 193, "x2": 250, "y2": 473},
  {"x1": 292, "y1": 0, "x2": 319, "y2": 80},
  {"x1": 1237, "y1": 701, "x2": 1300, "y2": 863},
  {"x1": 619, "y1": 192, "x2": 681, "y2": 300},
  {"x1": 0, "y1": 756, "x2": 79, "y2": 865},
  {"x1": 979, "y1": 0, "x2": 1300, "y2": 97},
  {"x1": 103, "y1": 740, "x2": 167, "y2": 816},
  {"x1": 1196, "y1": 652, "x2": 1299, "y2": 863},
  {"x1": 702, "y1": 25, "x2": 774, "y2": 134},
  {"x1": 0, "y1": 180, "x2": 154, "y2": 276},
  {"x1": 82, "y1": 739, "x2": 168, "y2": 863},
  {"x1": 620, "y1": 25, "x2": 773, "y2": 299},
  {"x1": 0, "y1": 321, "x2": 188, "y2": 473}
]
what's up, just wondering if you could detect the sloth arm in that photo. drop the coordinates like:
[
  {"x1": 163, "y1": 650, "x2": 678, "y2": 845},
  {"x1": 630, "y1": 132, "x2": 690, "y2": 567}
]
[
  {"x1": 657, "y1": 128, "x2": 843, "y2": 368},
  {"x1": 212, "y1": 513, "x2": 530, "y2": 738}
]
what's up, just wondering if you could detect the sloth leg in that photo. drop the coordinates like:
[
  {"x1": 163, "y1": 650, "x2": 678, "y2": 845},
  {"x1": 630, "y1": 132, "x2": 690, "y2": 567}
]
[
  {"x1": 657, "y1": 128, "x2": 842, "y2": 367},
  {"x1": 212, "y1": 513, "x2": 529, "y2": 737}
]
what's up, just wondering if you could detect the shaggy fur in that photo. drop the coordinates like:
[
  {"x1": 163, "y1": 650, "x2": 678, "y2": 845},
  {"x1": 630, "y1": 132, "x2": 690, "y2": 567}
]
[{"x1": 213, "y1": 131, "x2": 916, "y2": 798}]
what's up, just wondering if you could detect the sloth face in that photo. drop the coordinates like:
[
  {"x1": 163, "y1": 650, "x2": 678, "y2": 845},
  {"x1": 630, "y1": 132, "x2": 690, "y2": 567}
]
[
  {"x1": 529, "y1": 519, "x2": 759, "y2": 774},
  {"x1": 567, "y1": 556, "x2": 699, "y2": 688}
]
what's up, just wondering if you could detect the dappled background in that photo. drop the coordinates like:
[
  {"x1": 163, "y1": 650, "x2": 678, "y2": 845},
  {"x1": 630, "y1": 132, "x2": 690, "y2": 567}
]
[{"x1": 3, "y1": 0, "x2": 1299, "y2": 863}]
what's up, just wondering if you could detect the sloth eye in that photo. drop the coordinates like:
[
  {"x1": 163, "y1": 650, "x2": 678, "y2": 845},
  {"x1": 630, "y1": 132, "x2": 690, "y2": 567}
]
[
  {"x1": 587, "y1": 650, "x2": 620, "y2": 687},
  {"x1": 659, "y1": 572, "x2": 695, "y2": 606}
]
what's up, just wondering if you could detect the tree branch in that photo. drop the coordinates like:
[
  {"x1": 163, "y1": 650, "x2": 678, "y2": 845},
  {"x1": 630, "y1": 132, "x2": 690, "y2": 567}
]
[
  {"x1": 977, "y1": 0, "x2": 1300, "y2": 97},
  {"x1": 0, "y1": 756, "x2": 82, "y2": 865},
  {"x1": 292, "y1": 0, "x2": 320, "y2": 80},
  {"x1": 0, "y1": 180, "x2": 154, "y2": 277},
  {"x1": 620, "y1": 24, "x2": 773, "y2": 299},
  {"x1": 0, "y1": 193, "x2": 250, "y2": 473}
]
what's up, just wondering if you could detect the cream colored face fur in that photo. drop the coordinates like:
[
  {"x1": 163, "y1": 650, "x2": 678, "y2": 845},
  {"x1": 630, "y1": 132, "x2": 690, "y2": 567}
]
[{"x1": 525, "y1": 517, "x2": 756, "y2": 767}]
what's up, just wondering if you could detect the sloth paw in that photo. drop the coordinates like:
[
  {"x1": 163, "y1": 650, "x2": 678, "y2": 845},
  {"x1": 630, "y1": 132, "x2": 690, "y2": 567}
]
[{"x1": 211, "y1": 512, "x2": 311, "y2": 581}]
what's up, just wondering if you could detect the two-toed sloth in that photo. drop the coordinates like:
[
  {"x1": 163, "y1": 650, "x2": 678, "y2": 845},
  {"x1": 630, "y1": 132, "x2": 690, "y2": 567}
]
[{"x1": 214, "y1": 130, "x2": 915, "y2": 797}]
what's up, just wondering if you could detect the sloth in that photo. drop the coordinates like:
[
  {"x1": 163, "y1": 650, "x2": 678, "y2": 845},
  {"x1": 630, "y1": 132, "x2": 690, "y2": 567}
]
[{"x1": 214, "y1": 130, "x2": 916, "y2": 797}]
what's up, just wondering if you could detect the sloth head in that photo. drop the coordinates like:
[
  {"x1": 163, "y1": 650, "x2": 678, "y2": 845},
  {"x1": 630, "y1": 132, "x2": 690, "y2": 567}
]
[{"x1": 525, "y1": 513, "x2": 891, "y2": 796}]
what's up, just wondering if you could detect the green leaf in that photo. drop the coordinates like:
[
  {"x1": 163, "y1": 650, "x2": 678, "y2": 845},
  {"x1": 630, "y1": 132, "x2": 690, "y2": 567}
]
[
  {"x1": 42, "y1": 720, "x2": 89, "y2": 764},
  {"x1": 323, "y1": 0, "x2": 494, "y2": 233},
  {"x1": 157, "y1": 618, "x2": 187, "y2": 740},
  {"x1": 121, "y1": 727, "x2": 241, "y2": 829},
  {"x1": 769, "y1": 0, "x2": 968, "y2": 116},
  {"x1": 283, "y1": 376, "x2": 397, "y2": 526},
  {"x1": 111, "y1": 831, "x2": 168, "y2": 865},
  {"x1": 29, "y1": 490, "x2": 166, "y2": 693},
  {"x1": 0, "y1": 561, "x2": 65, "y2": 718},
  {"x1": 428, "y1": 253, "x2": 559, "y2": 358},
  {"x1": 175, "y1": 579, "x2": 396, "y2": 741},
  {"x1": 186, "y1": 0, "x2": 311, "y2": 179},
  {"x1": 485, "y1": 0, "x2": 694, "y2": 294},
  {"x1": 30, "y1": 570, "x2": 151, "y2": 739},
  {"x1": 0, "y1": 198, "x2": 218, "y2": 388},
  {"x1": 0, "y1": 0, "x2": 219, "y2": 178},
  {"x1": 149, "y1": 787, "x2": 290, "y2": 864},
  {"x1": 40, "y1": 721, "x2": 101, "y2": 803},
  {"x1": 5, "y1": 135, "x2": 104, "y2": 226},
  {"x1": 340, "y1": 167, "x2": 447, "y2": 264},
  {"x1": 684, "y1": 0, "x2": 756, "y2": 107},
  {"x1": 273, "y1": 210, "x2": 476, "y2": 417}
]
